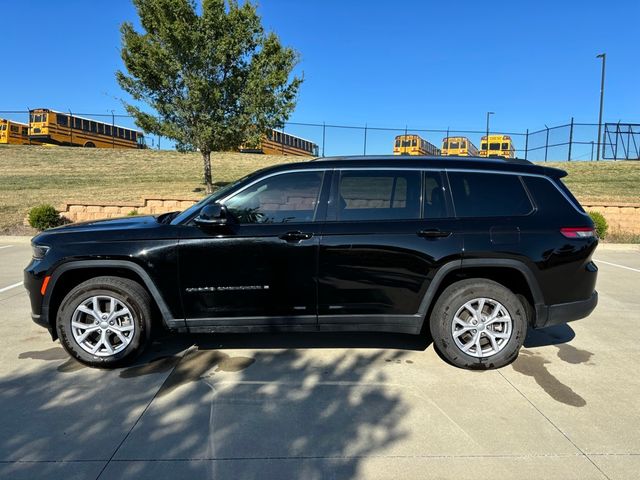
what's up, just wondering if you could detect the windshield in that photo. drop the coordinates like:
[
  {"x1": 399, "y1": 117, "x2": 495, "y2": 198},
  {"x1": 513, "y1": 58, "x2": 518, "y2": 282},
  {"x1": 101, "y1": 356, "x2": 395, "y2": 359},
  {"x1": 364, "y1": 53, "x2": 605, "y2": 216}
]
[{"x1": 170, "y1": 172, "x2": 256, "y2": 225}]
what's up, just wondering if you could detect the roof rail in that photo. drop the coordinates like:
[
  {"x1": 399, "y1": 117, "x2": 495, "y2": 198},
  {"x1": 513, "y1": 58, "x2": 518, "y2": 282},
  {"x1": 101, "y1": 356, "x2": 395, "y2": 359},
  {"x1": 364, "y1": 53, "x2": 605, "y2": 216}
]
[{"x1": 312, "y1": 155, "x2": 533, "y2": 165}]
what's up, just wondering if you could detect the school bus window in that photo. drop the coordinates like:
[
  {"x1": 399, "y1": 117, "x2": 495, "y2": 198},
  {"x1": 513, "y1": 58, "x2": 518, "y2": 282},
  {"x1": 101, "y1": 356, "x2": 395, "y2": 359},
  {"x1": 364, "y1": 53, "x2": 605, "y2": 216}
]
[
  {"x1": 131, "y1": 131, "x2": 137, "y2": 141},
  {"x1": 126, "y1": 130, "x2": 132, "y2": 140},
  {"x1": 105, "y1": 125, "x2": 111, "y2": 136},
  {"x1": 22, "y1": 127, "x2": 28, "y2": 136},
  {"x1": 450, "y1": 142, "x2": 459, "y2": 149},
  {"x1": 461, "y1": 141, "x2": 467, "y2": 148},
  {"x1": 10, "y1": 125, "x2": 19, "y2": 133},
  {"x1": 58, "y1": 114, "x2": 68, "y2": 127},
  {"x1": 489, "y1": 143, "x2": 500, "y2": 150},
  {"x1": 502, "y1": 142, "x2": 509, "y2": 150},
  {"x1": 89, "y1": 121, "x2": 96, "y2": 133}
]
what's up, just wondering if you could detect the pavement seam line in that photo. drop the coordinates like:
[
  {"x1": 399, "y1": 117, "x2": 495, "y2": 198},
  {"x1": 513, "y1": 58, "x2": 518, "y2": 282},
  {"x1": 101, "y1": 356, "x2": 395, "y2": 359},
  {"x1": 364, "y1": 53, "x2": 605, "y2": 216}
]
[
  {"x1": 596, "y1": 260, "x2": 640, "y2": 273},
  {"x1": 497, "y1": 370, "x2": 612, "y2": 480},
  {"x1": 0, "y1": 245, "x2": 14, "y2": 250},
  {"x1": 94, "y1": 347, "x2": 192, "y2": 480},
  {"x1": 0, "y1": 281, "x2": 23, "y2": 293}
]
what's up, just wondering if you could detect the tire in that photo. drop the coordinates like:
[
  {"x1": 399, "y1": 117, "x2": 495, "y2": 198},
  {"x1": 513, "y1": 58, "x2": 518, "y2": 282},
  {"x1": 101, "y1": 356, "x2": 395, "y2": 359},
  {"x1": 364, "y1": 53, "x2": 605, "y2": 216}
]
[
  {"x1": 430, "y1": 279, "x2": 527, "y2": 370},
  {"x1": 56, "y1": 276, "x2": 152, "y2": 368},
  {"x1": 84, "y1": 142, "x2": 95, "y2": 148}
]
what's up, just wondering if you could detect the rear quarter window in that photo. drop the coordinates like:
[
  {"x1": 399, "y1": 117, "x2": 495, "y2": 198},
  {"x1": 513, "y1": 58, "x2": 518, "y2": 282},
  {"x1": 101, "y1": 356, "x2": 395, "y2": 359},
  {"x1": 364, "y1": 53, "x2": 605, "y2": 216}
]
[
  {"x1": 448, "y1": 171, "x2": 533, "y2": 217},
  {"x1": 522, "y1": 176, "x2": 584, "y2": 216}
]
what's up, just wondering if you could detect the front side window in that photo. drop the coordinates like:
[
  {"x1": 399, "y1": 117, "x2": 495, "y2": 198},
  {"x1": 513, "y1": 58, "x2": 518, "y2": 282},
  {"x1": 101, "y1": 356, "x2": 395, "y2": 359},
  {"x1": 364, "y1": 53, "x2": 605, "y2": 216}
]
[
  {"x1": 57, "y1": 114, "x2": 68, "y2": 127},
  {"x1": 448, "y1": 172, "x2": 533, "y2": 217},
  {"x1": 337, "y1": 170, "x2": 420, "y2": 221},
  {"x1": 224, "y1": 171, "x2": 323, "y2": 224}
]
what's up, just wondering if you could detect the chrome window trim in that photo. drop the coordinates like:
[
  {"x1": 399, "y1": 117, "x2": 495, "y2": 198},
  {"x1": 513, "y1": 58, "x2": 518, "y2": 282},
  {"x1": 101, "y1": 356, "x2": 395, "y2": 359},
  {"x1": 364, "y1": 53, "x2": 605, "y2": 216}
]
[{"x1": 216, "y1": 165, "x2": 587, "y2": 219}]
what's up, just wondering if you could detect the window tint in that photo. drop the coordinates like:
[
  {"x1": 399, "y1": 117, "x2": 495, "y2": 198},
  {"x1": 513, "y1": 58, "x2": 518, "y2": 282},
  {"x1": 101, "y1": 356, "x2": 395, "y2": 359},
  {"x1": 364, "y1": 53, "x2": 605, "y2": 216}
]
[
  {"x1": 449, "y1": 172, "x2": 532, "y2": 217},
  {"x1": 423, "y1": 172, "x2": 447, "y2": 219},
  {"x1": 523, "y1": 176, "x2": 584, "y2": 214},
  {"x1": 225, "y1": 171, "x2": 323, "y2": 224},
  {"x1": 337, "y1": 170, "x2": 420, "y2": 221}
]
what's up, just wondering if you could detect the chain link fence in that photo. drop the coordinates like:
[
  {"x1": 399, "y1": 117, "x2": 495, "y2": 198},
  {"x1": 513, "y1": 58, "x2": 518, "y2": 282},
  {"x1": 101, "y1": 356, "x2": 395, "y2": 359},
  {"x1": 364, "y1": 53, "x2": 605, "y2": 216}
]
[{"x1": 2, "y1": 109, "x2": 637, "y2": 161}]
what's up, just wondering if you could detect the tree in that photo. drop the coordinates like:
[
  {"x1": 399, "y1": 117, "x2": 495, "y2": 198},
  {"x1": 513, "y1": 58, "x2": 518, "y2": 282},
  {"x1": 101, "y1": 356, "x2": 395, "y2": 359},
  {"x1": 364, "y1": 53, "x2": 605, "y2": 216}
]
[{"x1": 117, "y1": 0, "x2": 302, "y2": 193}]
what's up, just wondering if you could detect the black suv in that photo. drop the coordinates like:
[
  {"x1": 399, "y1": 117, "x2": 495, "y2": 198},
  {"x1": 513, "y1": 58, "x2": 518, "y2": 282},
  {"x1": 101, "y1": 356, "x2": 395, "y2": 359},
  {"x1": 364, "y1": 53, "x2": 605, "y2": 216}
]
[{"x1": 25, "y1": 156, "x2": 598, "y2": 369}]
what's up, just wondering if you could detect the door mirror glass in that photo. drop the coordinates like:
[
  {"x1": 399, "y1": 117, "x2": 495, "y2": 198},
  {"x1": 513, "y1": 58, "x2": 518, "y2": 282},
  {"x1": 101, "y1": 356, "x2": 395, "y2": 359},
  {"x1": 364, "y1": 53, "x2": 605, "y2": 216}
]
[{"x1": 194, "y1": 203, "x2": 228, "y2": 226}]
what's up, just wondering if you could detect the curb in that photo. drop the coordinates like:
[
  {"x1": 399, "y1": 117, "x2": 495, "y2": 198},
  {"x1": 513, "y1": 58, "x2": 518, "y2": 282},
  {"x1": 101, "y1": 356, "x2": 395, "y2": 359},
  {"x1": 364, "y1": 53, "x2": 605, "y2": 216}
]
[
  {"x1": 0, "y1": 235, "x2": 33, "y2": 244},
  {"x1": 598, "y1": 243, "x2": 640, "y2": 252}
]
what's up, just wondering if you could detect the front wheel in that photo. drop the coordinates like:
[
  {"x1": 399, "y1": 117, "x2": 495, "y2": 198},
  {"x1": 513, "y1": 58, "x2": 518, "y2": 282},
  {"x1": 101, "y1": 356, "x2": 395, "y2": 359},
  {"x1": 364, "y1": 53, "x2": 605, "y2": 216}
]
[
  {"x1": 430, "y1": 279, "x2": 527, "y2": 369},
  {"x1": 56, "y1": 276, "x2": 152, "y2": 368}
]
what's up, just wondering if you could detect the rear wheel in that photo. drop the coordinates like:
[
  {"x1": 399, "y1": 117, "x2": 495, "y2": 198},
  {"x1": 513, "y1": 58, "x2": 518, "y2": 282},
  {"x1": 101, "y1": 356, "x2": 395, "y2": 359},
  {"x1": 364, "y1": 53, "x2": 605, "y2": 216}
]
[
  {"x1": 56, "y1": 276, "x2": 152, "y2": 368},
  {"x1": 84, "y1": 141, "x2": 95, "y2": 148},
  {"x1": 430, "y1": 279, "x2": 527, "y2": 369}
]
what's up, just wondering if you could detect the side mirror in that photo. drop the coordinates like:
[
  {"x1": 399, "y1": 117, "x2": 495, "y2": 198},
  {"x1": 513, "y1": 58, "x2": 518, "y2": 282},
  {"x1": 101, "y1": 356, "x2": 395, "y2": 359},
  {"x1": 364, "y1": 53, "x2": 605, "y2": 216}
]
[{"x1": 194, "y1": 204, "x2": 228, "y2": 227}]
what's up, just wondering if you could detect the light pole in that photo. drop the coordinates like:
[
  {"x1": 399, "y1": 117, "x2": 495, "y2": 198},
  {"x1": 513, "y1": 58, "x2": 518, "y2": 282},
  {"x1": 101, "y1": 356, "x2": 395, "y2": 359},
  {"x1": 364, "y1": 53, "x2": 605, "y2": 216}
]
[
  {"x1": 596, "y1": 53, "x2": 606, "y2": 161},
  {"x1": 485, "y1": 111, "x2": 494, "y2": 156}
]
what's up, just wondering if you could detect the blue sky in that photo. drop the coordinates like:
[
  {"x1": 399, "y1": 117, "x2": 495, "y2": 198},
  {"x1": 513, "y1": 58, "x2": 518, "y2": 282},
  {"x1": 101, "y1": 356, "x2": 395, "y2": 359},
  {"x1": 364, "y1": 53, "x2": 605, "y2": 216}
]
[{"x1": 2, "y1": 0, "x2": 638, "y2": 157}]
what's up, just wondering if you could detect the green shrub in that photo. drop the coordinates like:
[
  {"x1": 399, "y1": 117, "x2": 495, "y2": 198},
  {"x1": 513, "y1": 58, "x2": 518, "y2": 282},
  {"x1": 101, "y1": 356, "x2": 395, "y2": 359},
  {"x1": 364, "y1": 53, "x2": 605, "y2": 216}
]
[
  {"x1": 588, "y1": 211, "x2": 608, "y2": 240},
  {"x1": 28, "y1": 204, "x2": 62, "y2": 230},
  {"x1": 127, "y1": 209, "x2": 139, "y2": 216}
]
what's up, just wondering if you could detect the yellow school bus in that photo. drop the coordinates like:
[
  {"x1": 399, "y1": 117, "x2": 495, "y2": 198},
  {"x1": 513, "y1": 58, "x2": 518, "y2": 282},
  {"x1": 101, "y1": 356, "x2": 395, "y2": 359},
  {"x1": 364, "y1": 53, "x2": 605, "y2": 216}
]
[
  {"x1": 241, "y1": 129, "x2": 319, "y2": 156},
  {"x1": 441, "y1": 136, "x2": 479, "y2": 156},
  {"x1": 393, "y1": 134, "x2": 441, "y2": 156},
  {"x1": 28, "y1": 108, "x2": 146, "y2": 148},
  {"x1": 0, "y1": 119, "x2": 32, "y2": 145},
  {"x1": 479, "y1": 135, "x2": 515, "y2": 158}
]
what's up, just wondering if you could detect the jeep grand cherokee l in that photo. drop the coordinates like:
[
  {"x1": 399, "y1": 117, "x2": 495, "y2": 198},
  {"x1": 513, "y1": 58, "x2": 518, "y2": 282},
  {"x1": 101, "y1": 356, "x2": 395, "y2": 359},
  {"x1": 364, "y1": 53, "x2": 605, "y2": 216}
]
[{"x1": 25, "y1": 156, "x2": 598, "y2": 369}]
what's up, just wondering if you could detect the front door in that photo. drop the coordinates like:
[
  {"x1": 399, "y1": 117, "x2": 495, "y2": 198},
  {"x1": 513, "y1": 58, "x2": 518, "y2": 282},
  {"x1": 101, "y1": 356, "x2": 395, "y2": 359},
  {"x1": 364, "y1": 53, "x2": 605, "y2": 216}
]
[
  {"x1": 317, "y1": 169, "x2": 463, "y2": 332},
  {"x1": 178, "y1": 170, "x2": 329, "y2": 328}
]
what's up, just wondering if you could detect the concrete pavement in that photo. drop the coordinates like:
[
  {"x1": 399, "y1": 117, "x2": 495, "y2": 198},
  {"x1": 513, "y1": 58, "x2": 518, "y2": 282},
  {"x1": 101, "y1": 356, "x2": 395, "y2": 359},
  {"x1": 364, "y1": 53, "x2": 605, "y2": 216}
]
[{"x1": 0, "y1": 240, "x2": 638, "y2": 479}]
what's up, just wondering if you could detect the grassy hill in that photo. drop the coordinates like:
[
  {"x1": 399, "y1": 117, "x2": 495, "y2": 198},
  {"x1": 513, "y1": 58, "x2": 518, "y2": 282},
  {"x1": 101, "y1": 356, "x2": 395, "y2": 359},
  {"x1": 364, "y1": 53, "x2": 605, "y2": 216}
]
[{"x1": 0, "y1": 144, "x2": 638, "y2": 233}]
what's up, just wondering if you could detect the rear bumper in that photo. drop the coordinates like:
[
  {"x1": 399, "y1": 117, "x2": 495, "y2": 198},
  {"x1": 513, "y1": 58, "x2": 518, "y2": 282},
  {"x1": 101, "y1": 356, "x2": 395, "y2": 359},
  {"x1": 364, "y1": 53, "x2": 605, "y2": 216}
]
[{"x1": 534, "y1": 291, "x2": 598, "y2": 328}]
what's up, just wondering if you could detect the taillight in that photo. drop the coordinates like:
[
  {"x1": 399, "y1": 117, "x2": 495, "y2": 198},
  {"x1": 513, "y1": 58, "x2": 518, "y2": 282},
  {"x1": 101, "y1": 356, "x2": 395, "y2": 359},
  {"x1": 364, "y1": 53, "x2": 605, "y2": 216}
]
[{"x1": 560, "y1": 227, "x2": 596, "y2": 239}]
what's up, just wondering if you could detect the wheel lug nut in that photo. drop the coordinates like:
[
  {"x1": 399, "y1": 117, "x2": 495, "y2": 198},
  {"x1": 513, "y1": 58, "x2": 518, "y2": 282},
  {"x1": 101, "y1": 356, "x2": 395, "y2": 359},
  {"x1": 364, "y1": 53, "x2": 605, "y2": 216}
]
[
  {"x1": 472, "y1": 329, "x2": 477, "y2": 334},
  {"x1": 109, "y1": 321, "x2": 114, "y2": 325}
]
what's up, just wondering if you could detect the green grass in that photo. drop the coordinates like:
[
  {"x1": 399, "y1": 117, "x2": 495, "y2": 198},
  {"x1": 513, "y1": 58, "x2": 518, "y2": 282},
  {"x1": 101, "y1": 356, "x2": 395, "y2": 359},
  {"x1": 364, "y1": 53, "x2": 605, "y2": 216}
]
[
  {"x1": 545, "y1": 161, "x2": 640, "y2": 204},
  {"x1": 0, "y1": 145, "x2": 301, "y2": 233},
  {"x1": 0, "y1": 145, "x2": 638, "y2": 234}
]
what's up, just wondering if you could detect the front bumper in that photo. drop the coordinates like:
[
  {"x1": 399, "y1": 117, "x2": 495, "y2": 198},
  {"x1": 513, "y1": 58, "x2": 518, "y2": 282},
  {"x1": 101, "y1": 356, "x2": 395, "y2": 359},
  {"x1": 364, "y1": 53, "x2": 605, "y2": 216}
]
[{"x1": 534, "y1": 291, "x2": 598, "y2": 328}]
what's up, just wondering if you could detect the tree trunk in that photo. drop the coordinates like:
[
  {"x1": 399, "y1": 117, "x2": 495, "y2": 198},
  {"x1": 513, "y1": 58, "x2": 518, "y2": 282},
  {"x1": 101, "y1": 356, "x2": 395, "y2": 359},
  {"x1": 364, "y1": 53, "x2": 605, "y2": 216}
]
[{"x1": 202, "y1": 150, "x2": 213, "y2": 194}]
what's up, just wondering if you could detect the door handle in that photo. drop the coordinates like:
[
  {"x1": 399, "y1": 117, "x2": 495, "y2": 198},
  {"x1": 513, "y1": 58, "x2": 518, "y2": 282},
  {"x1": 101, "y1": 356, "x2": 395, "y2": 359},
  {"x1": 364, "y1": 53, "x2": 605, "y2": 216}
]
[
  {"x1": 279, "y1": 231, "x2": 313, "y2": 242},
  {"x1": 417, "y1": 229, "x2": 452, "y2": 239}
]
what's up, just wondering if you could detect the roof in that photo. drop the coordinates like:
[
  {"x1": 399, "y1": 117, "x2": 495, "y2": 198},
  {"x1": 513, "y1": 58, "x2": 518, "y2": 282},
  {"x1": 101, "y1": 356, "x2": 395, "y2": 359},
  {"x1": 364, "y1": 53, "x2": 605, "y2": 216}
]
[{"x1": 30, "y1": 108, "x2": 144, "y2": 134}]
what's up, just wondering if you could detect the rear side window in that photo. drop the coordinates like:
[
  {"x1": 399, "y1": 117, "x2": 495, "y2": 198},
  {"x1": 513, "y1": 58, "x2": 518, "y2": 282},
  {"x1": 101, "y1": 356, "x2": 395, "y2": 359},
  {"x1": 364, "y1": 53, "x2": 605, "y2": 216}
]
[
  {"x1": 522, "y1": 176, "x2": 583, "y2": 215},
  {"x1": 449, "y1": 172, "x2": 532, "y2": 217},
  {"x1": 337, "y1": 170, "x2": 420, "y2": 221}
]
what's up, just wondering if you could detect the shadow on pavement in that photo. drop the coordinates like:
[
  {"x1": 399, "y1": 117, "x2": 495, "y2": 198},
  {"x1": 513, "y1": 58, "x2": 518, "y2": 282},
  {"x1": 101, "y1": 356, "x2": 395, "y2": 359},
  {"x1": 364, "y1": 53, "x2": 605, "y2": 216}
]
[{"x1": 2, "y1": 331, "x2": 430, "y2": 479}]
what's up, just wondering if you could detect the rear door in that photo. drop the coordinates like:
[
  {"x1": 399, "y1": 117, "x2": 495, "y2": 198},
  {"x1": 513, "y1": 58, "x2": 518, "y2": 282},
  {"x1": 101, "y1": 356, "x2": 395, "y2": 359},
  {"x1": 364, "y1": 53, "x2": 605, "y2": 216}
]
[{"x1": 317, "y1": 168, "x2": 463, "y2": 332}]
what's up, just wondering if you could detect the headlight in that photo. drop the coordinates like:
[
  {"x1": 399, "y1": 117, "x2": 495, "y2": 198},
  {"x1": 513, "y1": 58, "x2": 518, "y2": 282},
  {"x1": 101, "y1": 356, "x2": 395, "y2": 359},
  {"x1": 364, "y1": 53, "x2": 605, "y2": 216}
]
[{"x1": 32, "y1": 244, "x2": 50, "y2": 259}]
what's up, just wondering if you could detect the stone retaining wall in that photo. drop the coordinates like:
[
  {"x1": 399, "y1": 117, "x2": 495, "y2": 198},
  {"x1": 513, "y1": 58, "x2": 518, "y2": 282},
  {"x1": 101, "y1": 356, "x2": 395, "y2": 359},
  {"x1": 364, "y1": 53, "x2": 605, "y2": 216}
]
[
  {"x1": 580, "y1": 201, "x2": 640, "y2": 234},
  {"x1": 55, "y1": 197, "x2": 640, "y2": 234},
  {"x1": 58, "y1": 198, "x2": 199, "y2": 223}
]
